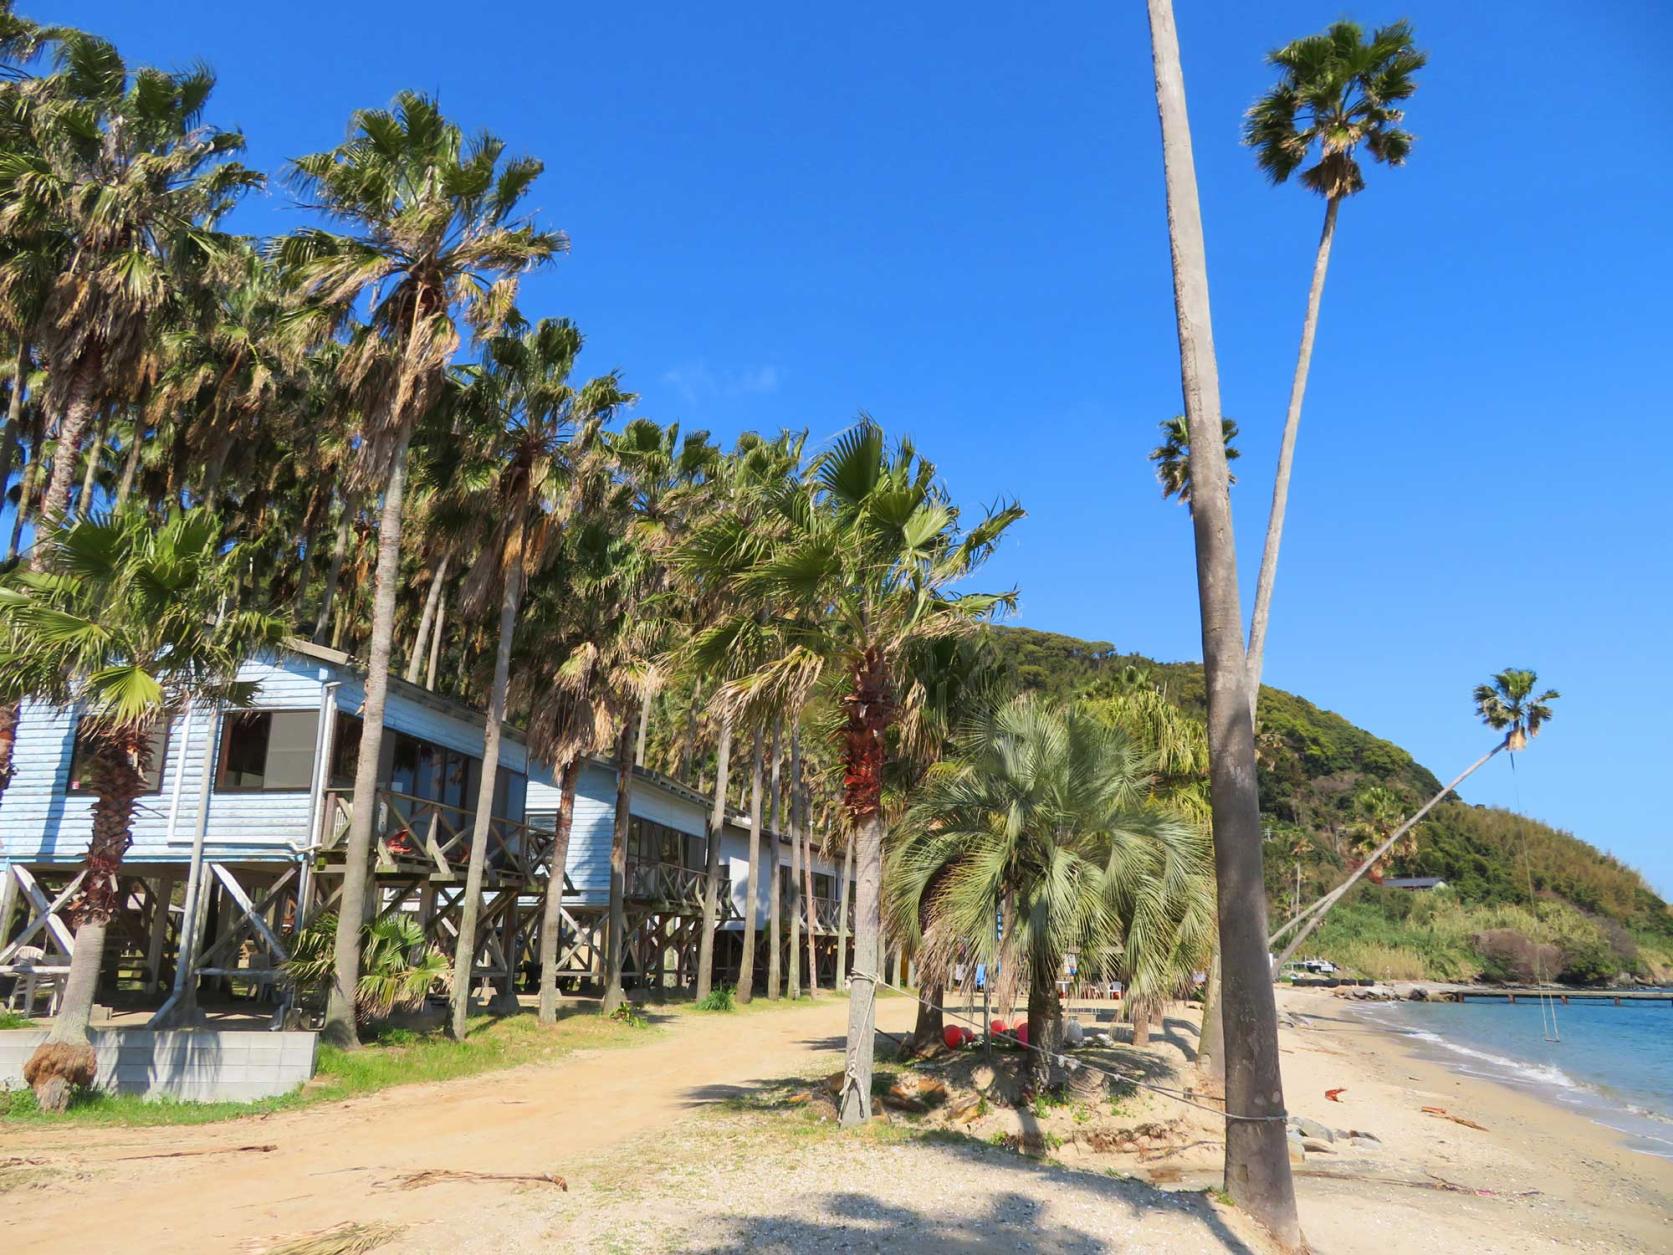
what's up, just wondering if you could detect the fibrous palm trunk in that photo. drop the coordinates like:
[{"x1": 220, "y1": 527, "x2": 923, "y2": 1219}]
[
  {"x1": 735, "y1": 726, "x2": 765, "y2": 1004},
  {"x1": 312, "y1": 494, "x2": 353, "y2": 644},
  {"x1": 450, "y1": 557, "x2": 523, "y2": 1037},
  {"x1": 35, "y1": 362, "x2": 98, "y2": 534},
  {"x1": 537, "y1": 762, "x2": 580, "y2": 1024},
  {"x1": 5, "y1": 444, "x2": 40, "y2": 562},
  {"x1": 787, "y1": 723, "x2": 803, "y2": 999},
  {"x1": 24, "y1": 729, "x2": 150, "y2": 1111},
  {"x1": 0, "y1": 342, "x2": 27, "y2": 510},
  {"x1": 1145, "y1": 2, "x2": 1300, "y2": 1244},
  {"x1": 836, "y1": 836, "x2": 853, "y2": 991},
  {"x1": 114, "y1": 427, "x2": 144, "y2": 513},
  {"x1": 1024, "y1": 966, "x2": 1062, "y2": 1095},
  {"x1": 838, "y1": 647, "x2": 889, "y2": 1127},
  {"x1": 322, "y1": 427, "x2": 415, "y2": 1048},
  {"x1": 601, "y1": 725, "x2": 634, "y2": 1016},
  {"x1": 766, "y1": 719, "x2": 783, "y2": 1000},
  {"x1": 693, "y1": 714, "x2": 732, "y2": 1001},
  {"x1": 1244, "y1": 194, "x2": 1341, "y2": 720}
]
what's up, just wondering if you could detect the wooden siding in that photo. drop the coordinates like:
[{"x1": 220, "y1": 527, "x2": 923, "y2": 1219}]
[{"x1": 0, "y1": 649, "x2": 529, "y2": 867}]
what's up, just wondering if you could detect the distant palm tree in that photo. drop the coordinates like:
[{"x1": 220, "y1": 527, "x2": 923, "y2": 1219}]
[
  {"x1": 1242, "y1": 20, "x2": 1427, "y2": 718},
  {"x1": 278, "y1": 92, "x2": 563, "y2": 1046},
  {"x1": 1149, "y1": 415, "x2": 1238, "y2": 513},
  {"x1": 1474, "y1": 668, "x2": 1559, "y2": 753},
  {"x1": 0, "y1": 508, "x2": 286, "y2": 1109}
]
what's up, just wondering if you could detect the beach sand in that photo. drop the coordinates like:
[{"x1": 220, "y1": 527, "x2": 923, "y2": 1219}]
[{"x1": 1273, "y1": 987, "x2": 1672, "y2": 1253}]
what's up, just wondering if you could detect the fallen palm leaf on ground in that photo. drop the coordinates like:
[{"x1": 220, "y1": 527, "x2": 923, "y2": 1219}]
[{"x1": 253, "y1": 1220, "x2": 406, "y2": 1255}]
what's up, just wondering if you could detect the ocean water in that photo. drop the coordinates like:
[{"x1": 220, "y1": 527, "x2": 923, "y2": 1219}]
[{"x1": 1357, "y1": 994, "x2": 1673, "y2": 1160}]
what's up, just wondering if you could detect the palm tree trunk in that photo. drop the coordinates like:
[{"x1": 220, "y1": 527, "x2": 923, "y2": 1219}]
[
  {"x1": 911, "y1": 983, "x2": 945, "y2": 1055},
  {"x1": 677, "y1": 687, "x2": 700, "y2": 783},
  {"x1": 312, "y1": 495, "x2": 353, "y2": 644},
  {"x1": 838, "y1": 647, "x2": 889, "y2": 1127},
  {"x1": 766, "y1": 719, "x2": 783, "y2": 1000},
  {"x1": 537, "y1": 761, "x2": 580, "y2": 1024},
  {"x1": 1145, "y1": 3, "x2": 1299, "y2": 1243},
  {"x1": 735, "y1": 725, "x2": 766, "y2": 1004},
  {"x1": 76, "y1": 416, "x2": 107, "y2": 519},
  {"x1": 1272, "y1": 740, "x2": 1505, "y2": 970},
  {"x1": 37, "y1": 363, "x2": 99, "y2": 538},
  {"x1": 634, "y1": 694, "x2": 650, "y2": 768},
  {"x1": 836, "y1": 835, "x2": 852, "y2": 991},
  {"x1": 1025, "y1": 967, "x2": 1061, "y2": 1094},
  {"x1": 5, "y1": 445, "x2": 39, "y2": 562},
  {"x1": 1244, "y1": 194, "x2": 1341, "y2": 719},
  {"x1": 787, "y1": 723, "x2": 803, "y2": 1000},
  {"x1": 405, "y1": 551, "x2": 451, "y2": 684},
  {"x1": 113, "y1": 424, "x2": 144, "y2": 513},
  {"x1": 425, "y1": 583, "x2": 448, "y2": 690},
  {"x1": 450, "y1": 557, "x2": 523, "y2": 1038},
  {"x1": 601, "y1": 724, "x2": 635, "y2": 1015},
  {"x1": 24, "y1": 729, "x2": 149, "y2": 1111},
  {"x1": 1198, "y1": 946, "x2": 1226, "y2": 1088},
  {"x1": 322, "y1": 426, "x2": 415, "y2": 1048},
  {"x1": 199, "y1": 431, "x2": 234, "y2": 512},
  {"x1": 694, "y1": 714, "x2": 732, "y2": 1001},
  {"x1": 0, "y1": 341, "x2": 27, "y2": 506}
]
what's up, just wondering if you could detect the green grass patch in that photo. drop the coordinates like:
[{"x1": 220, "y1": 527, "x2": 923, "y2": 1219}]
[
  {"x1": 0, "y1": 1008, "x2": 652, "y2": 1128},
  {"x1": 0, "y1": 1011, "x2": 33, "y2": 1030},
  {"x1": 693, "y1": 985, "x2": 735, "y2": 1012}
]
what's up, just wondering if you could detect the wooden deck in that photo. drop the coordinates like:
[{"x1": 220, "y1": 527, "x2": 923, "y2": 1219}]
[{"x1": 1446, "y1": 988, "x2": 1673, "y2": 1005}]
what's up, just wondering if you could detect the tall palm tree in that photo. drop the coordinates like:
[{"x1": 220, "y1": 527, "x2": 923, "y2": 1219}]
[
  {"x1": 1242, "y1": 20, "x2": 1426, "y2": 719},
  {"x1": 443, "y1": 317, "x2": 630, "y2": 1038},
  {"x1": 0, "y1": 508, "x2": 286, "y2": 1109},
  {"x1": 278, "y1": 92, "x2": 562, "y2": 1046},
  {"x1": 1144, "y1": 2, "x2": 1300, "y2": 1242},
  {"x1": 0, "y1": 28, "x2": 260, "y2": 538},
  {"x1": 1473, "y1": 668, "x2": 1558, "y2": 753},
  {"x1": 890, "y1": 695, "x2": 1211, "y2": 1092},
  {"x1": 1149, "y1": 415, "x2": 1238, "y2": 512},
  {"x1": 702, "y1": 419, "x2": 1021, "y2": 1124},
  {"x1": 1272, "y1": 670, "x2": 1558, "y2": 970}
]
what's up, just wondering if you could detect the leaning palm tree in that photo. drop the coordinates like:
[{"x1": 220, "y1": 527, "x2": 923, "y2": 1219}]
[
  {"x1": 703, "y1": 418, "x2": 1022, "y2": 1124},
  {"x1": 1242, "y1": 20, "x2": 1427, "y2": 718},
  {"x1": 1144, "y1": 2, "x2": 1300, "y2": 1241},
  {"x1": 278, "y1": 92, "x2": 563, "y2": 1046},
  {"x1": 0, "y1": 508, "x2": 287, "y2": 1110},
  {"x1": 442, "y1": 316, "x2": 631, "y2": 1038},
  {"x1": 1272, "y1": 668, "x2": 1559, "y2": 971},
  {"x1": 891, "y1": 696, "x2": 1211, "y2": 1093},
  {"x1": 1149, "y1": 415, "x2": 1238, "y2": 512}
]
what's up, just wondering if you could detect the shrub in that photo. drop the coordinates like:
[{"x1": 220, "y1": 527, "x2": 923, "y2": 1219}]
[
  {"x1": 1474, "y1": 929, "x2": 1560, "y2": 984},
  {"x1": 694, "y1": 985, "x2": 736, "y2": 1012}
]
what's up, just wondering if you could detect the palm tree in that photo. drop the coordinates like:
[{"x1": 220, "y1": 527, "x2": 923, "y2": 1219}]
[
  {"x1": 443, "y1": 317, "x2": 630, "y2": 1038},
  {"x1": 1149, "y1": 415, "x2": 1238, "y2": 512},
  {"x1": 1474, "y1": 668, "x2": 1559, "y2": 753},
  {"x1": 1272, "y1": 670, "x2": 1559, "y2": 971},
  {"x1": 1144, "y1": 2, "x2": 1300, "y2": 1241},
  {"x1": 1346, "y1": 785, "x2": 1414, "y2": 877},
  {"x1": 890, "y1": 696, "x2": 1211, "y2": 1092},
  {"x1": 1242, "y1": 20, "x2": 1426, "y2": 719},
  {"x1": 0, "y1": 508, "x2": 287, "y2": 1110},
  {"x1": 0, "y1": 28, "x2": 261, "y2": 538},
  {"x1": 703, "y1": 419, "x2": 1021, "y2": 1123},
  {"x1": 278, "y1": 92, "x2": 563, "y2": 1046}
]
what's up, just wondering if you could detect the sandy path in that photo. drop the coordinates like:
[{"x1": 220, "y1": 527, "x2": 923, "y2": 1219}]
[{"x1": 3, "y1": 995, "x2": 918, "y2": 1253}]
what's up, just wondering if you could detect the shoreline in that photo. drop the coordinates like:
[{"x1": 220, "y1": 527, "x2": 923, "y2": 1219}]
[{"x1": 1276, "y1": 986, "x2": 1673, "y2": 1252}]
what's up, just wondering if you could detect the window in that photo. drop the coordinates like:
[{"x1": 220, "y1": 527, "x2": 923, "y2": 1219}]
[
  {"x1": 813, "y1": 873, "x2": 834, "y2": 902},
  {"x1": 493, "y1": 769, "x2": 527, "y2": 821},
  {"x1": 628, "y1": 817, "x2": 698, "y2": 867},
  {"x1": 217, "y1": 711, "x2": 318, "y2": 791},
  {"x1": 388, "y1": 731, "x2": 479, "y2": 812},
  {"x1": 68, "y1": 719, "x2": 169, "y2": 794},
  {"x1": 328, "y1": 712, "x2": 361, "y2": 790}
]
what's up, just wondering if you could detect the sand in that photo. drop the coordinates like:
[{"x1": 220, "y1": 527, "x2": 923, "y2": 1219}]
[{"x1": 1, "y1": 989, "x2": 1668, "y2": 1252}]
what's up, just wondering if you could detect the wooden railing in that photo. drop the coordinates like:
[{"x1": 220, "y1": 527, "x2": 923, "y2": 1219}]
[
  {"x1": 317, "y1": 788, "x2": 555, "y2": 882},
  {"x1": 812, "y1": 896, "x2": 850, "y2": 933}
]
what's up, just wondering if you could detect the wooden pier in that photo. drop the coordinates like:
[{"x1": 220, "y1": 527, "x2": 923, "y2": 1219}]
[{"x1": 1446, "y1": 988, "x2": 1673, "y2": 1006}]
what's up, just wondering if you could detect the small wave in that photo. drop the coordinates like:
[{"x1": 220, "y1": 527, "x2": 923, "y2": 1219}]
[{"x1": 1400, "y1": 1026, "x2": 1579, "y2": 1089}]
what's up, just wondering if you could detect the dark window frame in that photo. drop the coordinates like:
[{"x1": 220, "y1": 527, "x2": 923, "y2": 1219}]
[
  {"x1": 214, "y1": 708, "x2": 321, "y2": 794},
  {"x1": 67, "y1": 717, "x2": 170, "y2": 796}
]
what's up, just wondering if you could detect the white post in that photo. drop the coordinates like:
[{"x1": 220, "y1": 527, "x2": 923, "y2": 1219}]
[{"x1": 148, "y1": 702, "x2": 224, "y2": 1027}]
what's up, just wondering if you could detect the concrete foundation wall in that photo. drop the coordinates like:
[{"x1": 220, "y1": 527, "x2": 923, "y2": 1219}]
[{"x1": 0, "y1": 1028, "x2": 317, "y2": 1103}]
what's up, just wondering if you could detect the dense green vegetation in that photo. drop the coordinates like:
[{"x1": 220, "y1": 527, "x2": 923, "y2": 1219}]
[{"x1": 991, "y1": 625, "x2": 1673, "y2": 982}]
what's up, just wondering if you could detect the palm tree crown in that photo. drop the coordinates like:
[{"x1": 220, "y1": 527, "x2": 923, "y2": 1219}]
[
  {"x1": 1150, "y1": 415, "x2": 1238, "y2": 514},
  {"x1": 1244, "y1": 19, "x2": 1426, "y2": 201},
  {"x1": 1474, "y1": 668, "x2": 1559, "y2": 752}
]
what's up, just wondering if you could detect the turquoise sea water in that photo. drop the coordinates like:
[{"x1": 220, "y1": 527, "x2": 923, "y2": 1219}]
[{"x1": 1359, "y1": 995, "x2": 1673, "y2": 1159}]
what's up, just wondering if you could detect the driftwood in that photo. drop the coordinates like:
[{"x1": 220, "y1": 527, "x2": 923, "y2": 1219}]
[
  {"x1": 1421, "y1": 1105, "x2": 1489, "y2": 1132},
  {"x1": 378, "y1": 1168, "x2": 568, "y2": 1192},
  {"x1": 113, "y1": 1143, "x2": 277, "y2": 1161}
]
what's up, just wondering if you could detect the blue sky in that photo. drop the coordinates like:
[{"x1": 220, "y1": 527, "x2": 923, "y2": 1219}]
[{"x1": 30, "y1": 3, "x2": 1673, "y2": 893}]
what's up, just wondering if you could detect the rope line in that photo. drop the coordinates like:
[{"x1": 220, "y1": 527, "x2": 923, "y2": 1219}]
[
  {"x1": 853, "y1": 971, "x2": 1289, "y2": 1125},
  {"x1": 1509, "y1": 753, "x2": 1560, "y2": 1043}
]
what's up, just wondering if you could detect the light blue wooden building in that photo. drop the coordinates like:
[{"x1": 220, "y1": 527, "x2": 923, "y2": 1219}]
[{"x1": 0, "y1": 640, "x2": 851, "y2": 1019}]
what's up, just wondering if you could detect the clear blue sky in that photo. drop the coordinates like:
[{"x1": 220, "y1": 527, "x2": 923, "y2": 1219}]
[{"x1": 31, "y1": 3, "x2": 1673, "y2": 893}]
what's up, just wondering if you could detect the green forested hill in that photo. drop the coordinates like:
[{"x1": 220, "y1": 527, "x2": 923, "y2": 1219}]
[{"x1": 989, "y1": 625, "x2": 1673, "y2": 982}]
